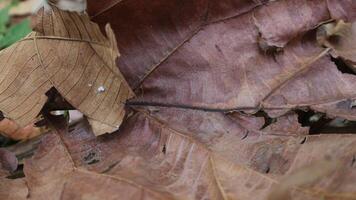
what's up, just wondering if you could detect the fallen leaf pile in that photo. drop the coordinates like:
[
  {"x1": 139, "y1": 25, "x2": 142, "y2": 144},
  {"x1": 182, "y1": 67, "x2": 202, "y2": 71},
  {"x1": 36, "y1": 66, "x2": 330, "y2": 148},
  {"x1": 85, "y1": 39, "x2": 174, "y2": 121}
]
[{"x1": 1, "y1": 0, "x2": 356, "y2": 199}]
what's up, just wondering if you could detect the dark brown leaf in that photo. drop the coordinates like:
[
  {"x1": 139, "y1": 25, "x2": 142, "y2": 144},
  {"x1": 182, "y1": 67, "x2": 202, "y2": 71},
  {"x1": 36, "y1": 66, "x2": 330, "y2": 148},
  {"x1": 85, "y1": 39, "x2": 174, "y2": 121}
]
[{"x1": 89, "y1": 0, "x2": 356, "y2": 121}]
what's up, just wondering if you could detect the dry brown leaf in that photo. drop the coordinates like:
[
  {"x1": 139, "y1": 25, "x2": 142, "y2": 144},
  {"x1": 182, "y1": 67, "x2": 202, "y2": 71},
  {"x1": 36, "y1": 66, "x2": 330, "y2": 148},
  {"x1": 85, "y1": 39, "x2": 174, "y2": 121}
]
[
  {"x1": 89, "y1": 0, "x2": 356, "y2": 121},
  {"x1": 0, "y1": 6, "x2": 134, "y2": 137},
  {"x1": 317, "y1": 20, "x2": 356, "y2": 70},
  {"x1": 2, "y1": 109, "x2": 354, "y2": 200}
]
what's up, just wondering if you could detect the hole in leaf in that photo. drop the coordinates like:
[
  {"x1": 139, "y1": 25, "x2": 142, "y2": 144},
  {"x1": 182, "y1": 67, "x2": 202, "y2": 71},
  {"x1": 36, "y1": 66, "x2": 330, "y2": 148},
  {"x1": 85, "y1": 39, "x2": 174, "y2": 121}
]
[
  {"x1": 328, "y1": 35, "x2": 341, "y2": 44},
  {"x1": 300, "y1": 137, "x2": 307, "y2": 144},
  {"x1": 87, "y1": 159, "x2": 100, "y2": 165},
  {"x1": 253, "y1": 111, "x2": 276, "y2": 129},
  {"x1": 0, "y1": 135, "x2": 17, "y2": 148},
  {"x1": 296, "y1": 110, "x2": 356, "y2": 134},
  {"x1": 34, "y1": 118, "x2": 47, "y2": 127},
  {"x1": 265, "y1": 166, "x2": 270, "y2": 174},
  {"x1": 331, "y1": 57, "x2": 356, "y2": 75},
  {"x1": 241, "y1": 131, "x2": 249, "y2": 140},
  {"x1": 101, "y1": 161, "x2": 119, "y2": 174},
  {"x1": 215, "y1": 44, "x2": 223, "y2": 53},
  {"x1": 258, "y1": 33, "x2": 283, "y2": 56},
  {"x1": 83, "y1": 151, "x2": 100, "y2": 165},
  {"x1": 0, "y1": 111, "x2": 4, "y2": 121},
  {"x1": 6, "y1": 164, "x2": 24, "y2": 179},
  {"x1": 162, "y1": 144, "x2": 166, "y2": 154},
  {"x1": 42, "y1": 87, "x2": 74, "y2": 112},
  {"x1": 296, "y1": 110, "x2": 330, "y2": 134}
]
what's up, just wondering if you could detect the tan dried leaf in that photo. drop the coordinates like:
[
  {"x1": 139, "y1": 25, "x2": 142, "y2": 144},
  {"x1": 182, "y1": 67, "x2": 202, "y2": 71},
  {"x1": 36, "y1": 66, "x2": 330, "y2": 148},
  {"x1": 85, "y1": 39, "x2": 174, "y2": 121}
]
[{"x1": 0, "y1": 6, "x2": 134, "y2": 137}]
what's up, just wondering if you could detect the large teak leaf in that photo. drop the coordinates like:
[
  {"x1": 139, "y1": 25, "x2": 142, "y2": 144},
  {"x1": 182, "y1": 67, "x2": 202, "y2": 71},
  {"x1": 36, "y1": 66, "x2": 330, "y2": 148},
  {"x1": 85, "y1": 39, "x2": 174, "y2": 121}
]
[
  {"x1": 90, "y1": 0, "x2": 356, "y2": 121},
  {"x1": 3, "y1": 109, "x2": 356, "y2": 199},
  {"x1": 0, "y1": 6, "x2": 134, "y2": 136}
]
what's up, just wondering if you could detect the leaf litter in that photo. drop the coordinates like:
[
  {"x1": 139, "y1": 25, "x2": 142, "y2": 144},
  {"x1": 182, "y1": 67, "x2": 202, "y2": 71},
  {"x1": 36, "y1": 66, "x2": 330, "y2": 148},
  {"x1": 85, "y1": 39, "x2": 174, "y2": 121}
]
[{"x1": 1, "y1": 0, "x2": 356, "y2": 199}]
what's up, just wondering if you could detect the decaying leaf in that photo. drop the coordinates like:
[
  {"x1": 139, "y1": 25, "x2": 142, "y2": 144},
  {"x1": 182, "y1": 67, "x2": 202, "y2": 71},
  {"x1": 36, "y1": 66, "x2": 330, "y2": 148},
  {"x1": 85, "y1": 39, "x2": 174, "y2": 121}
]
[
  {"x1": 4, "y1": 109, "x2": 355, "y2": 200},
  {"x1": 317, "y1": 20, "x2": 356, "y2": 70},
  {"x1": 0, "y1": 6, "x2": 134, "y2": 137},
  {"x1": 90, "y1": 0, "x2": 356, "y2": 121}
]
